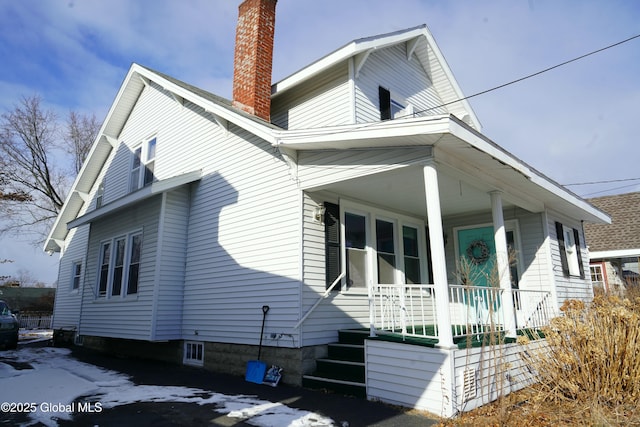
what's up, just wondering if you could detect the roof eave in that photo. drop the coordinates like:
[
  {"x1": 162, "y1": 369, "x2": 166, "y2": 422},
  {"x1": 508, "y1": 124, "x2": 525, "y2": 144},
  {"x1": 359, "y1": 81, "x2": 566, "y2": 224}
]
[{"x1": 276, "y1": 115, "x2": 610, "y2": 224}]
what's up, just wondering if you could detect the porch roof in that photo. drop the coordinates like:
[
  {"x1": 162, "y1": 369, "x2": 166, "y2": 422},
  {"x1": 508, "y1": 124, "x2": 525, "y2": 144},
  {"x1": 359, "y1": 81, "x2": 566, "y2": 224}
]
[
  {"x1": 67, "y1": 170, "x2": 202, "y2": 230},
  {"x1": 275, "y1": 115, "x2": 610, "y2": 225}
]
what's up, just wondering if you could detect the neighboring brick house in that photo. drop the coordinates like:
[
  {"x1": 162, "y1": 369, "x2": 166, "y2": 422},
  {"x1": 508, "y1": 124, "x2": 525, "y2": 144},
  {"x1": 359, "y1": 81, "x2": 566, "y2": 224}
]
[{"x1": 585, "y1": 191, "x2": 640, "y2": 293}]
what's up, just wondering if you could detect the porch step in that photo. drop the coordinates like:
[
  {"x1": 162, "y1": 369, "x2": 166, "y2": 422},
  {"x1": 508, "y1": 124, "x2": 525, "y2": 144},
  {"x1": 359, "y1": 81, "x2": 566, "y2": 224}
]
[
  {"x1": 315, "y1": 359, "x2": 365, "y2": 383},
  {"x1": 328, "y1": 343, "x2": 365, "y2": 363},
  {"x1": 303, "y1": 329, "x2": 368, "y2": 398},
  {"x1": 337, "y1": 329, "x2": 369, "y2": 345}
]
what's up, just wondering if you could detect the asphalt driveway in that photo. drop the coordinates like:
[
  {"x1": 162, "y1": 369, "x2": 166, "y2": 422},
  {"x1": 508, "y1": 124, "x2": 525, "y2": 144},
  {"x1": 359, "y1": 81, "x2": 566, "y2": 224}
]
[{"x1": 7, "y1": 341, "x2": 438, "y2": 427}]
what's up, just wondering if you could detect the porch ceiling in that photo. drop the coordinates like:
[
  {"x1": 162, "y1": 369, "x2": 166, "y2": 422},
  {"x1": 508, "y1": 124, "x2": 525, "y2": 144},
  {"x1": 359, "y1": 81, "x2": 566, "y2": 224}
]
[{"x1": 321, "y1": 162, "x2": 512, "y2": 218}]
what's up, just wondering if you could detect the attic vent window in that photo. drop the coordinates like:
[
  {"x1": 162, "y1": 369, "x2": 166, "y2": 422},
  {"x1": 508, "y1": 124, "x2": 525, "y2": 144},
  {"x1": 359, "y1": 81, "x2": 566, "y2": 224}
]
[{"x1": 379, "y1": 86, "x2": 413, "y2": 120}]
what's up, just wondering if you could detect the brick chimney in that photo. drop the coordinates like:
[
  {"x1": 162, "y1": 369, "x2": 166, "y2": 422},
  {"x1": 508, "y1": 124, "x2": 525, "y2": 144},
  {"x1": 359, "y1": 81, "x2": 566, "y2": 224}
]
[{"x1": 232, "y1": 0, "x2": 277, "y2": 121}]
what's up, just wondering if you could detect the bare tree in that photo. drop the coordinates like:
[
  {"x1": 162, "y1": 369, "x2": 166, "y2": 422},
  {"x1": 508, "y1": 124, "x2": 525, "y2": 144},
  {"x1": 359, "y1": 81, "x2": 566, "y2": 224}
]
[
  {"x1": 65, "y1": 111, "x2": 100, "y2": 174},
  {"x1": 0, "y1": 95, "x2": 98, "y2": 242}
]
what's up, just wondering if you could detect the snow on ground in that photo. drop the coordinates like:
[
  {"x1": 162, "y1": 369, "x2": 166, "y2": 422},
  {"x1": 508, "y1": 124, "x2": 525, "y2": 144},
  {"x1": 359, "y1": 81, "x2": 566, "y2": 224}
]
[
  {"x1": 18, "y1": 329, "x2": 53, "y2": 344},
  {"x1": 0, "y1": 346, "x2": 335, "y2": 427}
]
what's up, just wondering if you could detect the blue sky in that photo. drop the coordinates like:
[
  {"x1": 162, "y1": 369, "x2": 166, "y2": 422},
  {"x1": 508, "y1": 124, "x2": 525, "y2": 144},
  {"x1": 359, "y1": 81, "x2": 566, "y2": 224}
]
[{"x1": 1, "y1": 0, "x2": 639, "y2": 284}]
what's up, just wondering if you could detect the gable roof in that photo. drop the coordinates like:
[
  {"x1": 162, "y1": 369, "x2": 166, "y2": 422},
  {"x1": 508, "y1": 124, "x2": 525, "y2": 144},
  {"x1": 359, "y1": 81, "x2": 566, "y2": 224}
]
[
  {"x1": 43, "y1": 63, "x2": 280, "y2": 253},
  {"x1": 44, "y1": 27, "x2": 609, "y2": 254},
  {"x1": 271, "y1": 25, "x2": 481, "y2": 131},
  {"x1": 584, "y1": 191, "x2": 640, "y2": 256}
]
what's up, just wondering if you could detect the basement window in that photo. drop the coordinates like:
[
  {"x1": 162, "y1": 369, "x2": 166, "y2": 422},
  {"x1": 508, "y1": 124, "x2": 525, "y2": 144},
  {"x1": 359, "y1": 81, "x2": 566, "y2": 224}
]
[{"x1": 184, "y1": 341, "x2": 204, "y2": 366}]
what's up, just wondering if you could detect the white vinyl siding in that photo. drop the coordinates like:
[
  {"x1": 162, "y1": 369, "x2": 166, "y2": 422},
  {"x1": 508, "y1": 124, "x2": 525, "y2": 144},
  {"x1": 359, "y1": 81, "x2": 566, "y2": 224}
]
[
  {"x1": 300, "y1": 192, "x2": 367, "y2": 346},
  {"x1": 366, "y1": 338, "x2": 543, "y2": 418},
  {"x1": 180, "y1": 125, "x2": 302, "y2": 347},
  {"x1": 152, "y1": 188, "x2": 190, "y2": 340},
  {"x1": 73, "y1": 80, "x2": 303, "y2": 344},
  {"x1": 271, "y1": 63, "x2": 351, "y2": 129},
  {"x1": 354, "y1": 43, "x2": 446, "y2": 124},
  {"x1": 297, "y1": 147, "x2": 432, "y2": 191},
  {"x1": 51, "y1": 225, "x2": 90, "y2": 330},
  {"x1": 80, "y1": 195, "x2": 160, "y2": 340}
]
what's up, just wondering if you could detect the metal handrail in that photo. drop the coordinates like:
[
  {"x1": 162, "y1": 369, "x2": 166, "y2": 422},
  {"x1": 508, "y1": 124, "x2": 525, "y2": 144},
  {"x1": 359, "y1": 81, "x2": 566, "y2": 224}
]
[{"x1": 293, "y1": 272, "x2": 346, "y2": 330}]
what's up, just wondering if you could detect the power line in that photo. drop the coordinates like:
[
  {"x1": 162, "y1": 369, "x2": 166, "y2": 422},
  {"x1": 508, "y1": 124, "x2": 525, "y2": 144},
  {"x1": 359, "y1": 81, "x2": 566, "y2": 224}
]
[
  {"x1": 412, "y1": 32, "x2": 640, "y2": 116},
  {"x1": 580, "y1": 183, "x2": 640, "y2": 197},
  {"x1": 564, "y1": 177, "x2": 640, "y2": 186}
]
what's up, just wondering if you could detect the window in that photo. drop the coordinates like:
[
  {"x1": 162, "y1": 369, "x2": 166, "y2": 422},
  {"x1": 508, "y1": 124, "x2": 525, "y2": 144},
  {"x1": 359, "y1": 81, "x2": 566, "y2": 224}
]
[
  {"x1": 96, "y1": 181, "x2": 104, "y2": 208},
  {"x1": 379, "y1": 86, "x2": 413, "y2": 120},
  {"x1": 376, "y1": 219, "x2": 396, "y2": 284},
  {"x1": 555, "y1": 222, "x2": 585, "y2": 278},
  {"x1": 403, "y1": 226, "x2": 421, "y2": 284},
  {"x1": 345, "y1": 212, "x2": 368, "y2": 288},
  {"x1": 111, "y1": 238, "x2": 126, "y2": 296},
  {"x1": 590, "y1": 264, "x2": 604, "y2": 288},
  {"x1": 324, "y1": 200, "x2": 428, "y2": 291},
  {"x1": 127, "y1": 233, "x2": 142, "y2": 295},
  {"x1": 96, "y1": 231, "x2": 143, "y2": 298},
  {"x1": 184, "y1": 341, "x2": 204, "y2": 366},
  {"x1": 98, "y1": 242, "x2": 111, "y2": 297},
  {"x1": 71, "y1": 261, "x2": 82, "y2": 290},
  {"x1": 129, "y1": 137, "x2": 156, "y2": 192}
]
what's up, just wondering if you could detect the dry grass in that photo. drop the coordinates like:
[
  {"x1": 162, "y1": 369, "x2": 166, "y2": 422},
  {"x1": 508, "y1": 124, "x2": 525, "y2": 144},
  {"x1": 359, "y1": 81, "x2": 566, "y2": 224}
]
[{"x1": 439, "y1": 291, "x2": 640, "y2": 426}]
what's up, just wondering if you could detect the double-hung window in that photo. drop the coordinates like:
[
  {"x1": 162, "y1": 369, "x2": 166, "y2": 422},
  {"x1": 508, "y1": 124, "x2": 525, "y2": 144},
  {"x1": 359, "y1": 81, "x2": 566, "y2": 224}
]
[
  {"x1": 345, "y1": 212, "x2": 368, "y2": 288},
  {"x1": 71, "y1": 261, "x2": 82, "y2": 291},
  {"x1": 129, "y1": 137, "x2": 157, "y2": 192},
  {"x1": 555, "y1": 222, "x2": 585, "y2": 278},
  {"x1": 96, "y1": 231, "x2": 143, "y2": 298},
  {"x1": 326, "y1": 200, "x2": 428, "y2": 291}
]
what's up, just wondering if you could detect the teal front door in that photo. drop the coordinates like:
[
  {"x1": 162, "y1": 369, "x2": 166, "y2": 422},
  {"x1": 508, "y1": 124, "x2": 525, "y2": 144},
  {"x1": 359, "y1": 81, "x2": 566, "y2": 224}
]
[{"x1": 457, "y1": 226, "x2": 496, "y2": 288}]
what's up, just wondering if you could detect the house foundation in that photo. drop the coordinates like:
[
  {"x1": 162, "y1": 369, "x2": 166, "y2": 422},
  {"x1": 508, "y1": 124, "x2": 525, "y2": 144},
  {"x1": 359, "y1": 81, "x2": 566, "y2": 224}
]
[{"x1": 80, "y1": 335, "x2": 326, "y2": 386}]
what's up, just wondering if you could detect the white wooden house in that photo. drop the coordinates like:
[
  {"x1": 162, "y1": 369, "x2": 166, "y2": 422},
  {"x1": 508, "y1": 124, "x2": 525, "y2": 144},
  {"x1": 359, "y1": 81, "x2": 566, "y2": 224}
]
[{"x1": 45, "y1": 0, "x2": 609, "y2": 417}]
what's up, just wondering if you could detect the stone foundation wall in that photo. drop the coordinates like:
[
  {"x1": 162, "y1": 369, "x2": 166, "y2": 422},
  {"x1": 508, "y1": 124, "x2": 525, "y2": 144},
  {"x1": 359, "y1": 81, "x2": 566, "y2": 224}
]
[
  {"x1": 82, "y1": 336, "x2": 182, "y2": 364},
  {"x1": 202, "y1": 342, "x2": 327, "y2": 386}
]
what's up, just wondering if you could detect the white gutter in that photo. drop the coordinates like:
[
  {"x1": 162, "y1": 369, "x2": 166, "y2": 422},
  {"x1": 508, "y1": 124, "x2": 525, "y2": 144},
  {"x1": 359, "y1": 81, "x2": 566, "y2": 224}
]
[{"x1": 589, "y1": 249, "x2": 640, "y2": 259}]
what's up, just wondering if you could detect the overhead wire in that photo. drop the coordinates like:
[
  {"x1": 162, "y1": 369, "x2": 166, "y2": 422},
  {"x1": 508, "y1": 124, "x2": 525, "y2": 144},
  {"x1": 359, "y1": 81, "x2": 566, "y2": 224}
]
[
  {"x1": 281, "y1": 32, "x2": 640, "y2": 142},
  {"x1": 409, "y1": 33, "x2": 640, "y2": 116}
]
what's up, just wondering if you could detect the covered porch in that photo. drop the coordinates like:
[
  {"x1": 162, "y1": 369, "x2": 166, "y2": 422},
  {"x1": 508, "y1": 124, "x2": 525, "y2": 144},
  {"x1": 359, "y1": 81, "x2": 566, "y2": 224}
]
[{"x1": 287, "y1": 116, "x2": 567, "y2": 348}]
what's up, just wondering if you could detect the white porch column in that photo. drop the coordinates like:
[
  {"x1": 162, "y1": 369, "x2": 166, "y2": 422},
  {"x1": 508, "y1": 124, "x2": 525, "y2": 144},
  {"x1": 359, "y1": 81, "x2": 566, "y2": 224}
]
[
  {"x1": 423, "y1": 161, "x2": 455, "y2": 348},
  {"x1": 490, "y1": 191, "x2": 517, "y2": 337}
]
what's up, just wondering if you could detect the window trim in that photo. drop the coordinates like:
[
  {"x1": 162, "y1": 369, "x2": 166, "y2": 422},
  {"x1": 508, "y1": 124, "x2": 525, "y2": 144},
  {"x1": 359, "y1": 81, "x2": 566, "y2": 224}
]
[
  {"x1": 129, "y1": 136, "x2": 157, "y2": 192},
  {"x1": 71, "y1": 260, "x2": 82, "y2": 291},
  {"x1": 339, "y1": 199, "x2": 428, "y2": 293},
  {"x1": 590, "y1": 263, "x2": 605, "y2": 290},
  {"x1": 95, "y1": 229, "x2": 143, "y2": 299}
]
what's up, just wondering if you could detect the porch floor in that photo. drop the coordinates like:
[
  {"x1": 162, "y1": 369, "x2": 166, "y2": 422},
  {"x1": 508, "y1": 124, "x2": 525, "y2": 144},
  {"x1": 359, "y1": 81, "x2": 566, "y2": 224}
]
[{"x1": 366, "y1": 325, "x2": 544, "y2": 349}]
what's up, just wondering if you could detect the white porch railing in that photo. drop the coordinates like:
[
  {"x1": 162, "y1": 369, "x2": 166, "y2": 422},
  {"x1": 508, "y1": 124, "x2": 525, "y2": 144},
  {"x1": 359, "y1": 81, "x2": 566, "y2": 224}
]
[
  {"x1": 18, "y1": 314, "x2": 53, "y2": 329},
  {"x1": 371, "y1": 284, "x2": 439, "y2": 339},
  {"x1": 370, "y1": 284, "x2": 553, "y2": 341}
]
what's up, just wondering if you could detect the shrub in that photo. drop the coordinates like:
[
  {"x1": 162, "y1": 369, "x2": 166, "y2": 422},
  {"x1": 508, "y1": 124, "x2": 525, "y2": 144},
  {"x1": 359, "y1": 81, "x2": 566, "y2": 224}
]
[{"x1": 525, "y1": 295, "x2": 640, "y2": 406}]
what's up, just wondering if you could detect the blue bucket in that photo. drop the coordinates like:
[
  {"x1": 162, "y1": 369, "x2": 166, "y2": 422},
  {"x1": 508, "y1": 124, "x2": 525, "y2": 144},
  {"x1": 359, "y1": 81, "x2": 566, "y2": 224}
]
[{"x1": 245, "y1": 360, "x2": 266, "y2": 384}]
